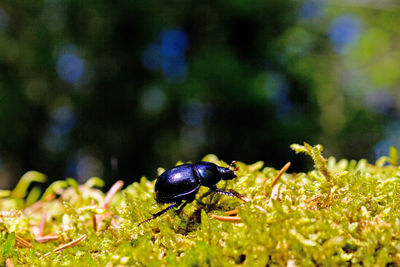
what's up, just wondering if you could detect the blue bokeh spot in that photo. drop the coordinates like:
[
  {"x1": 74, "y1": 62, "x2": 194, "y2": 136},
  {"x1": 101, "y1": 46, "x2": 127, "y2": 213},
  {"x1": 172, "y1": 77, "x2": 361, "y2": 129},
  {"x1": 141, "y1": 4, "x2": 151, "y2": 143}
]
[
  {"x1": 57, "y1": 52, "x2": 84, "y2": 84},
  {"x1": 143, "y1": 28, "x2": 189, "y2": 83},
  {"x1": 160, "y1": 29, "x2": 188, "y2": 58},
  {"x1": 329, "y1": 15, "x2": 362, "y2": 53},
  {"x1": 299, "y1": 2, "x2": 322, "y2": 19}
]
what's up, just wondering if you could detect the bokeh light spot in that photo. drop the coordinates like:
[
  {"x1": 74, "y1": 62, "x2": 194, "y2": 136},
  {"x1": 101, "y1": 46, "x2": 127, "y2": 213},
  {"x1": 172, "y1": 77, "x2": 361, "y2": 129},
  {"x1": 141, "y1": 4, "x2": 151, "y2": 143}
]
[
  {"x1": 140, "y1": 86, "x2": 166, "y2": 114},
  {"x1": 299, "y1": 1, "x2": 322, "y2": 19},
  {"x1": 329, "y1": 15, "x2": 362, "y2": 53},
  {"x1": 160, "y1": 28, "x2": 188, "y2": 57},
  {"x1": 57, "y1": 52, "x2": 85, "y2": 84},
  {"x1": 142, "y1": 28, "x2": 189, "y2": 83},
  {"x1": 65, "y1": 150, "x2": 104, "y2": 183}
]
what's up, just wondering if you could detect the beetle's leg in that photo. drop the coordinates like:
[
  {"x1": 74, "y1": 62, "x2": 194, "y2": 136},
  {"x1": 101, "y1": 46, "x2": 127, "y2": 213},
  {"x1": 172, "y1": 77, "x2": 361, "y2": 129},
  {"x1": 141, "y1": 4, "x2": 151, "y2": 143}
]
[
  {"x1": 175, "y1": 195, "x2": 195, "y2": 214},
  {"x1": 213, "y1": 188, "x2": 250, "y2": 202},
  {"x1": 197, "y1": 189, "x2": 217, "y2": 206},
  {"x1": 175, "y1": 201, "x2": 189, "y2": 215},
  {"x1": 198, "y1": 190, "x2": 213, "y2": 200},
  {"x1": 138, "y1": 202, "x2": 180, "y2": 226}
]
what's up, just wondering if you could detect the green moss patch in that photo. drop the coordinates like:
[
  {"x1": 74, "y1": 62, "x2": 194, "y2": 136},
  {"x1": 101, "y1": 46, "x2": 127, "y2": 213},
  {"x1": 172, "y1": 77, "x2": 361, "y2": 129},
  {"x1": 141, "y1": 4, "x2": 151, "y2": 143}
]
[{"x1": 1, "y1": 144, "x2": 400, "y2": 266}]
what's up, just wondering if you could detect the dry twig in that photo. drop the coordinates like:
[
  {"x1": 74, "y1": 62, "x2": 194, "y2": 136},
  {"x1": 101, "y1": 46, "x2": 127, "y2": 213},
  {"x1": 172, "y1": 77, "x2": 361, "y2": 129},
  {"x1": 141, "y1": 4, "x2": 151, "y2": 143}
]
[
  {"x1": 38, "y1": 212, "x2": 46, "y2": 237},
  {"x1": 35, "y1": 235, "x2": 59, "y2": 243},
  {"x1": 15, "y1": 234, "x2": 32, "y2": 248},
  {"x1": 91, "y1": 200, "x2": 97, "y2": 231},
  {"x1": 43, "y1": 234, "x2": 87, "y2": 257},
  {"x1": 210, "y1": 214, "x2": 242, "y2": 223},
  {"x1": 224, "y1": 209, "x2": 239, "y2": 216},
  {"x1": 103, "y1": 180, "x2": 124, "y2": 209},
  {"x1": 108, "y1": 227, "x2": 118, "y2": 239},
  {"x1": 270, "y1": 162, "x2": 291, "y2": 188}
]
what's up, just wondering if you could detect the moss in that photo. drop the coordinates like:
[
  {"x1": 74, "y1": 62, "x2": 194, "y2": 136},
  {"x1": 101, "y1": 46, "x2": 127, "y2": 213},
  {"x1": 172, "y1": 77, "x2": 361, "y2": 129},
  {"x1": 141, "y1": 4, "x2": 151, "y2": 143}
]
[{"x1": 1, "y1": 143, "x2": 400, "y2": 266}]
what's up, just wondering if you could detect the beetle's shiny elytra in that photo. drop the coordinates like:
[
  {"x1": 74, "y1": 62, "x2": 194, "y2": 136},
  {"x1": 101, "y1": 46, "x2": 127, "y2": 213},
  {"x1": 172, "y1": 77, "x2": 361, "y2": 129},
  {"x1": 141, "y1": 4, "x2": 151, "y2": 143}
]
[{"x1": 138, "y1": 161, "x2": 247, "y2": 226}]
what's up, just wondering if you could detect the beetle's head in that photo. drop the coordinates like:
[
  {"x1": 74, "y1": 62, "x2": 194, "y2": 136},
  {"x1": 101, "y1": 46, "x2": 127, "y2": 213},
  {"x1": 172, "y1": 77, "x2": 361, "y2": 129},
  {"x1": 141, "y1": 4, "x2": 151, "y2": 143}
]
[{"x1": 219, "y1": 160, "x2": 239, "y2": 180}]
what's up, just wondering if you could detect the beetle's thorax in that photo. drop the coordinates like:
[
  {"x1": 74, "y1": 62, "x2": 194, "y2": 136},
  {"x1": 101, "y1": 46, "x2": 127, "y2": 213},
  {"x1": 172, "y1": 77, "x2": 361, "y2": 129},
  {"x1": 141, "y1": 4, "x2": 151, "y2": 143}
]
[{"x1": 192, "y1": 162, "x2": 221, "y2": 188}]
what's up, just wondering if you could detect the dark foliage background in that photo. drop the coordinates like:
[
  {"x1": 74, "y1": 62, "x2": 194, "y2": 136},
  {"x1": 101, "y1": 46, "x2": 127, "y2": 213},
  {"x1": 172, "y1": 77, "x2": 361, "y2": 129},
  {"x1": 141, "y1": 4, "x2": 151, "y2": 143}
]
[{"x1": 0, "y1": 1, "x2": 399, "y2": 188}]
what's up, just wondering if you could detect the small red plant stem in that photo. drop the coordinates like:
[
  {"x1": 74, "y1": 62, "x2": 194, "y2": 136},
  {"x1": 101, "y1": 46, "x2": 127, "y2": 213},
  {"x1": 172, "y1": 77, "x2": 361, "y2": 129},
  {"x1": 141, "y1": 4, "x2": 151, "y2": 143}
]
[
  {"x1": 270, "y1": 162, "x2": 291, "y2": 188},
  {"x1": 103, "y1": 180, "x2": 124, "y2": 209},
  {"x1": 305, "y1": 193, "x2": 321, "y2": 203},
  {"x1": 108, "y1": 227, "x2": 118, "y2": 239},
  {"x1": 91, "y1": 200, "x2": 97, "y2": 231},
  {"x1": 43, "y1": 234, "x2": 87, "y2": 257},
  {"x1": 39, "y1": 212, "x2": 46, "y2": 237},
  {"x1": 224, "y1": 209, "x2": 239, "y2": 216},
  {"x1": 35, "y1": 235, "x2": 59, "y2": 243},
  {"x1": 15, "y1": 234, "x2": 32, "y2": 248},
  {"x1": 210, "y1": 214, "x2": 241, "y2": 223}
]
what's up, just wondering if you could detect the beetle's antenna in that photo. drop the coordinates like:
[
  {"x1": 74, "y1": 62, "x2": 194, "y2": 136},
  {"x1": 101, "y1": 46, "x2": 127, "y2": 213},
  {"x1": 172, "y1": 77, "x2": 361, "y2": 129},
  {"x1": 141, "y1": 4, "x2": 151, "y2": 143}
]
[{"x1": 138, "y1": 202, "x2": 180, "y2": 226}]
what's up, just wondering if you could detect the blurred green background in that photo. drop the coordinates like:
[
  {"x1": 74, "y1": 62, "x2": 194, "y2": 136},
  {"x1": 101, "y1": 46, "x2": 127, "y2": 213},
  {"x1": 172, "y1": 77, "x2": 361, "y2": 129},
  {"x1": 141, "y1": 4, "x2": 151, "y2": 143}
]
[{"x1": 0, "y1": 1, "x2": 399, "y2": 189}]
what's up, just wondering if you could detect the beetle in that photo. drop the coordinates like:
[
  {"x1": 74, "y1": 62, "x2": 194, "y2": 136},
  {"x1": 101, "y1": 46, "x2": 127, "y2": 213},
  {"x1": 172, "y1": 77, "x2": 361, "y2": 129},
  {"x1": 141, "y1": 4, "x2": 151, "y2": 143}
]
[{"x1": 138, "y1": 161, "x2": 248, "y2": 225}]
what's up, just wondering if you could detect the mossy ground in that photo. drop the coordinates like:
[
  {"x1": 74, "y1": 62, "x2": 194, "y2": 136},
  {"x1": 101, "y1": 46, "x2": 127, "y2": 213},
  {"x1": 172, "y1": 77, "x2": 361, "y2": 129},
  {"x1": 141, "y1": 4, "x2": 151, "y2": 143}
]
[{"x1": 1, "y1": 144, "x2": 400, "y2": 266}]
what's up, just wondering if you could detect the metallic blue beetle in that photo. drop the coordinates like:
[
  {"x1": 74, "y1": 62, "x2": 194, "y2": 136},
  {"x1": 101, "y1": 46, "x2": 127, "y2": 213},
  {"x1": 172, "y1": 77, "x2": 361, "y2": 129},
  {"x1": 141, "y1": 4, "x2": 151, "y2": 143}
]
[{"x1": 138, "y1": 161, "x2": 246, "y2": 225}]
